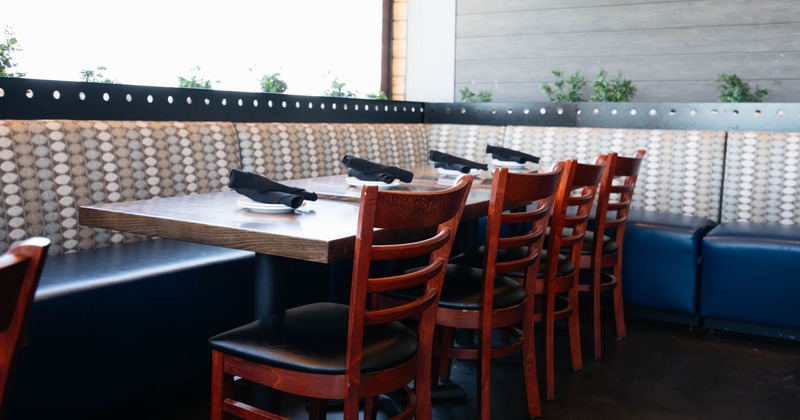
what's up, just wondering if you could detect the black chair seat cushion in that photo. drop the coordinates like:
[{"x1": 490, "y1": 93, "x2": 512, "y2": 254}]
[
  {"x1": 579, "y1": 231, "x2": 619, "y2": 255},
  {"x1": 450, "y1": 247, "x2": 575, "y2": 279},
  {"x1": 209, "y1": 302, "x2": 418, "y2": 375},
  {"x1": 387, "y1": 263, "x2": 525, "y2": 311}
]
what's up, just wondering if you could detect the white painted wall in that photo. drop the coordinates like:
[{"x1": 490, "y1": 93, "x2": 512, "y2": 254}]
[{"x1": 405, "y1": 0, "x2": 456, "y2": 102}]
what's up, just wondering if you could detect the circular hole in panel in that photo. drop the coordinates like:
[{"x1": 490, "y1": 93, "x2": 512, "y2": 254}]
[
  {"x1": 147, "y1": 95, "x2": 154, "y2": 104},
  {"x1": 490, "y1": 109, "x2": 497, "y2": 115},
  {"x1": 523, "y1": 108, "x2": 530, "y2": 115},
  {"x1": 308, "y1": 102, "x2": 313, "y2": 109},
  {"x1": 384, "y1": 105, "x2": 389, "y2": 112},
  {"x1": 332, "y1": 103, "x2": 337, "y2": 110},
  {"x1": 204, "y1": 98, "x2": 211, "y2": 105},
  {"x1": 540, "y1": 108, "x2": 547, "y2": 115},
  {"x1": 53, "y1": 90, "x2": 61, "y2": 100},
  {"x1": 344, "y1": 104, "x2": 349, "y2": 110},
  {"x1": 557, "y1": 107, "x2": 564, "y2": 115},
  {"x1": 252, "y1": 99, "x2": 258, "y2": 107},
  {"x1": 268, "y1": 100, "x2": 273, "y2": 107},
  {"x1": 364, "y1": 104, "x2": 370, "y2": 111},
  {"x1": 593, "y1": 108, "x2": 600, "y2": 115},
  {"x1": 103, "y1": 92, "x2": 110, "y2": 102},
  {"x1": 403, "y1": 106, "x2": 408, "y2": 112},
  {"x1": 295, "y1": 101, "x2": 300, "y2": 109},
  {"x1": 670, "y1": 109, "x2": 677, "y2": 115},
  {"x1": 460, "y1": 107, "x2": 467, "y2": 114},
  {"x1": 26, "y1": 89, "x2": 34, "y2": 98},
  {"x1": 630, "y1": 109, "x2": 637, "y2": 116},
  {"x1": 320, "y1": 102, "x2": 326, "y2": 110},
  {"x1": 507, "y1": 108, "x2": 513, "y2": 114},
  {"x1": 126, "y1": 94, "x2": 133, "y2": 102},
  {"x1": 649, "y1": 109, "x2": 657, "y2": 116},
  {"x1": 221, "y1": 98, "x2": 227, "y2": 106},
  {"x1": 393, "y1": 106, "x2": 398, "y2": 112},
  {"x1": 238, "y1": 99, "x2": 244, "y2": 107},
  {"x1": 0, "y1": 88, "x2": 5, "y2": 97},
  {"x1": 186, "y1": 97, "x2": 193, "y2": 105},
  {"x1": 754, "y1": 110, "x2": 761, "y2": 117},
  {"x1": 777, "y1": 110, "x2": 785, "y2": 117},
  {"x1": 281, "y1": 101, "x2": 287, "y2": 108},
  {"x1": 355, "y1": 104, "x2": 360, "y2": 111},
  {"x1": 611, "y1": 109, "x2": 618, "y2": 115},
  {"x1": 690, "y1": 109, "x2": 697, "y2": 116},
  {"x1": 576, "y1": 109, "x2": 582, "y2": 115},
  {"x1": 167, "y1": 95, "x2": 173, "y2": 104},
  {"x1": 711, "y1": 110, "x2": 718, "y2": 116},
  {"x1": 732, "y1": 110, "x2": 739, "y2": 116}
]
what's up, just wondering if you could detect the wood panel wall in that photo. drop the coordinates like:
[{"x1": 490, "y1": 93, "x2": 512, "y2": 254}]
[{"x1": 455, "y1": 0, "x2": 800, "y2": 102}]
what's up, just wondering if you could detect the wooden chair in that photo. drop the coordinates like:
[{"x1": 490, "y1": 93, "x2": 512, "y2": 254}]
[
  {"x1": 536, "y1": 157, "x2": 606, "y2": 401},
  {"x1": 209, "y1": 175, "x2": 473, "y2": 420},
  {"x1": 377, "y1": 165, "x2": 565, "y2": 418},
  {"x1": 579, "y1": 150, "x2": 646, "y2": 360},
  {"x1": 1, "y1": 237, "x2": 50, "y2": 419}
]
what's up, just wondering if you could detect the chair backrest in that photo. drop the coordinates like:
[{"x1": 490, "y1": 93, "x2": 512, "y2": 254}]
[
  {"x1": 0, "y1": 237, "x2": 50, "y2": 417},
  {"x1": 347, "y1": 175, "x2": 473, "y2": 380},
  {"x1": 484, "y1": 165, "x2": 565, "y2": 290},
  {"x1": 545, "y1": 158, "x2": 606, "y2": 288},
  {"x1": 592, "y1": 150, "x2": 646, "y2": 249}
]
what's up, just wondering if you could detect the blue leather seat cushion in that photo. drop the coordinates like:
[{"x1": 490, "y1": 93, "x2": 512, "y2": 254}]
[
  {"x1": 622, "y1": 210, "x2": 717, "y2": 314},
  {"x1": 701, "y1": 222, "x2": 800, "y2": 330}
]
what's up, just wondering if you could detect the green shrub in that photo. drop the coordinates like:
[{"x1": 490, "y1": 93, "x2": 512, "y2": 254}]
[
  {"x1": 459, "y1": 86, "x2": 493, "y2": 103},
  {"x1": 716, "y1": 74, "x2": 769, "y2": 102},
  {"x1": 590, "y1": 69, "x2": 636, "y2": 102},
  {"x1": 259, "y1": 73, "x2": 288, "y2": 93},
  {"x1": 541, "y1": 69, "x2": 586, "y2": 103}
]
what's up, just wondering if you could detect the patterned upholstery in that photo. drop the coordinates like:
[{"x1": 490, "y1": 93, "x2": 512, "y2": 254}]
[
  {"x1": 0, "y1": 120, "x2": 240, "y2": 255},
  {"x1": 503, "y1": 126, "x2": 727, "y2": 221},
  {"x1": 426, "y1": 124, "x2": 505, "y2": 163},
  {"x1": 236, "y1": 123, "x2": 429, "y2": 180},
  {"x1": 722, "y1": 131, "x2": 800, "y2": 225}
]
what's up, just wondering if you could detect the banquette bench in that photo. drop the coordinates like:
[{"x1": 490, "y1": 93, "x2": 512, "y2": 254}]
[{"x1": 2, "y1": 117, "x2": 798, "y2": 418}]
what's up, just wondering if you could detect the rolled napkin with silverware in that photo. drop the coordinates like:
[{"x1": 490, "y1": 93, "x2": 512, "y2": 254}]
[
  {"x1": 428, "y1": 149, "x2": 489, "y2": 173},
  {"x1": 228, "y1": 169, "x2": 317, "y2": 209},
  {"x1": 341, "y1": 155, "x2": 414, "y2": 183},
  {"x1": 486, "y1": 145, "x2": 541, "y2": 164}
]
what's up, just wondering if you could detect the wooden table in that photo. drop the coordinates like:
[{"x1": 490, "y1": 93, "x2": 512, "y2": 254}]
[{"x1": 78, "y1": 166, "x2": 499, "y2": 315}]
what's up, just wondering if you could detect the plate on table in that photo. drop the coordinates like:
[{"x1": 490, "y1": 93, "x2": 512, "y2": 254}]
[
  {"x1": 491, "y1": 159, "x2": 527, "y2": 169},
  {"x1": 436, "y1": 167, "x2": 484, "y2": 177},
  {"x1": 346, "y1": 177, "x2": 401, "y2": 189},
  {"x1": 236, "y1": 196, "x2": 304, "y2": 213}
]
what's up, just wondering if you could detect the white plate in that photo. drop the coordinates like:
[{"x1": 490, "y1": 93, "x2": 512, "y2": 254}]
[
  {"x1": 436, "y1": 167, "x2": 484, "y2": 177},
  {"x1": 345, "y1": 177, "x2": 401, "y2": 189},
  {"x1": 236, "y1": 196, "x2": 304, "y2": 213},
  {"x1": 491, "y1": 158, "x2": 527, "y2": 169}
]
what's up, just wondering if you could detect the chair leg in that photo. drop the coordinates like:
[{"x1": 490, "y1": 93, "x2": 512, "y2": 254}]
[
  {"x1": 544, "y1": 293, "x2": 556, "y2": 401},
  {"x1": 211, "y1": 350, "x2": 231, "y2": 420},
  {"x1": 523, "y1": 308, "x2": 542, "y2": 417},
  {"x1": 477, "y1": 321, "x2": 493, "y2": 419},
  {"x1": 436, "y1": 327, "x2": 455, "y2": 381},
  {"x1": 592, "y1": 266, "x2": 603, "y2": 360},
  {"x1": 612, "y1": 263, "x2": 627, "y2": 338},
  {"x1": 567, "y1": 287, "x2": 583, "y2": 372},
  {"x1": 308, "y1": 398, "x2": 327, "y2": 420},
  {"x1": 363, "y1": 397, "x2": 379, "y2": 420}
]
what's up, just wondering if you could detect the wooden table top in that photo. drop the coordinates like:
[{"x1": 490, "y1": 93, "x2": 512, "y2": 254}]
[{"x1": 78, "y1": 165, "x2": 512, "y2": 263}]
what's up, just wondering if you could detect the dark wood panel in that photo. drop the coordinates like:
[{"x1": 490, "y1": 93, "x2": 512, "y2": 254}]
[{"x1": 458, "y1": 0, "x2": 800, "y2": 38}]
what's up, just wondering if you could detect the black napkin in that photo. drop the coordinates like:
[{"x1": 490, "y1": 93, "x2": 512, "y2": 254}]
[
  {"x1": 228, "y1": 169, "x2": 317, "y2": 209},
  {"x1": 341, "y1": 155, "x2": 414, "y2": 183},
  {"x1": 428, "y1": 149, "x2": 489, "y2": 173},
  {"x1": 486, "y1": 145, "x2": 540, "y2": 164}
]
